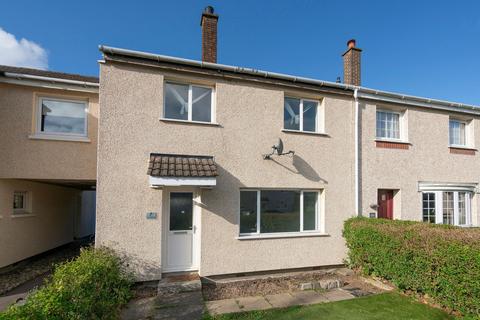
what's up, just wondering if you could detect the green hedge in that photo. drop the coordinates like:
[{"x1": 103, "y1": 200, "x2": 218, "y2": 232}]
[
  {"x1": 0, "y1": 247, "x2": 132, "y2": 320},
  {"x1": 343, "y1": 217, "x2": 480, "y2": 317}
]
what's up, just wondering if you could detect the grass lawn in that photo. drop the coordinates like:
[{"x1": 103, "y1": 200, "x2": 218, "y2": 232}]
[{"x1": 204, "y1": 292, "x2": 453, "y2": 320}]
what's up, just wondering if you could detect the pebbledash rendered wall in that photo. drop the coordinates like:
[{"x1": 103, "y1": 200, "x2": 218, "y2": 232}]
[
  {"x1": 96, "y1": 61, "x2": 357, "y2": 279},
  {"x1": 359, "y1": 101, "x2": 480, "y2": 225}
]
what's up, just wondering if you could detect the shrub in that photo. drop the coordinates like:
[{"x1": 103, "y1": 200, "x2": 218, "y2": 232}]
[
  {"x1": 343, "y1": 217, "x2": 480, "y2": 317},
  {"x1": 0, "y1": 247, "x2": 132, "y2": 320}
]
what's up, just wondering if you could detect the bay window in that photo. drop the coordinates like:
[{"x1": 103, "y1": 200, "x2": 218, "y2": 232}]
[
  {"x1": 239, "y1": 189, "x2": 321, "y2": 236},
  {"x1": 421, "y1": 190, "x2": 471, "y2": 226}
]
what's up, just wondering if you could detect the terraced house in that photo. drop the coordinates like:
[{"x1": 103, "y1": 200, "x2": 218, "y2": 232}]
[
  {"x1": 96, "y1": 7, "x2": 480, "y2": 280},
  {"x1": 0, "y1": 65, "x2": 98, "y2": 268}
]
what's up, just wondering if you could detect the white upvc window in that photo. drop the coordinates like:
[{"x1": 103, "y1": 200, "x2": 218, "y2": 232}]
[
  {"x1": 239, "y1": 189, "x2": 321, "y2": 236},
  {"x1": 164, "y1": 82, "x2": 215, "y2": 123},
  {"x1": 449, "y1": 119, "x2": 468, "y2": 147},
  {"x1": 284, "y1": 97, "x2": 322, "y2": 133},
  {"x1": 421, "y1": 191, "x2": 472, "y2": 227},
  {"x1": 376, "y1": 110, "x2": 405, "y2": 140},
  {"x1": 13, "y1": 191, "x2": 28, "y2": 214},
  {"x1": 36, "y1": 97, "x2": 88, "y2": 137}
]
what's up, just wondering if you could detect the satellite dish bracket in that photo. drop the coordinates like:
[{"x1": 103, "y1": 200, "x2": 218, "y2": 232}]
[{"x1": 263, "y1": 138, "x2": 295, "y2": 160}]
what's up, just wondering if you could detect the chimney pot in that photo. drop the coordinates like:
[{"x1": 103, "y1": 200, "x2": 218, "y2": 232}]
[
  {"x1": 204, "y1": 6, "x2": 214, "y2": 14},
  {"x1": 347, "y1": 39, "x2": 356, "y2": 49},
  {"x1": 200, "y1": 6, "x2": 219, "y2": 63}
]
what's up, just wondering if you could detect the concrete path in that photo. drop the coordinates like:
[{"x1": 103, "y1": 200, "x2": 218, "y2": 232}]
[
  {"x1": 0, "y1": 272, "x2": 50, "y2": 311},
  {"x1": 121, "y1": 289, "x2": 204, "y2": 320},
  {"x1": 206, "y1": 288, "x2": 356, "y2": 315}
]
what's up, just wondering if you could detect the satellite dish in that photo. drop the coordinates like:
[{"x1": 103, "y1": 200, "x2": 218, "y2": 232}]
[
  {"x1": 276, "y1": 139, "x2": 284, "y2": 155},
  {"x1": 263, "y1": 138, "x2": 294, "y2": 160}
]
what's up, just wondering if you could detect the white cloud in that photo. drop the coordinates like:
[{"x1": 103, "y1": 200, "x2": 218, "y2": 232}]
[{"x1": 0, "y1": 27, "x2": 48, "y2": 69}]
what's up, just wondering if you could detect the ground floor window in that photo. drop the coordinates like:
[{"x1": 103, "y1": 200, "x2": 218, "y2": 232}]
[
  {"x1": 239, "y1": 189, "x2": 320, "y2": 235},
  {"x1": 422, "y1": 191, "x2": 471, "y2": 226}
]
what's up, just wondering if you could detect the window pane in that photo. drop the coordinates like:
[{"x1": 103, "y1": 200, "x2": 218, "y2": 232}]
[
  {"x1": 458, "y1": 192, "x2": 466, "y2": 225},
  {"x1": 442, "y1": 192, "x2": 454, "y2": 225},
  {"x1": 449, "y1": 120, "x2": 466, "y2": 146},
  {"x1": 13, "y1": 193, "x2": 25, "y2": 210},
  {"x1": 284, "y1": 98, "x2": 300, "y2": 130},
  {"x1": 165, "y1": 83, "x2": 189, "y2": 120},
  {"x1": 169, "y1": 193, "x2": 193, "y2": 231},
  {"x1": 302, "y1": 101, "x2": 317, "y2": 132},
  {"x1": 260, "y1": 190, "x2": 300, "y2": 233},
  {"x1": 192, "y1": 86, "x2": 212, "y2": 122},
  {"x1": 422, "y1": 193, "x2": 435, "y2": 223},
  {"x1": 240, "y1": 191, "x2": 258, "y2": 233},
  {"x1": 41, "y1": 99, "x2": 86, "y2": 134},
  {"x1": 376, "y1": 111, "x2": 399, "y2": 139},
  {"x1": 303, "y1": 192, "x2": 317, "y2": 230}
]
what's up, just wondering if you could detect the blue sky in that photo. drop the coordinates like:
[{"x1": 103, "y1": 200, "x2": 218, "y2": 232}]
[{"x1": 1, "y1": 1, "x2": 479, "y2": 104}]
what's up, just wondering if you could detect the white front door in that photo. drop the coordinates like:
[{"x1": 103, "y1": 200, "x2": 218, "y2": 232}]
[{"x1": 165, "y1": 192, "x2": 199, "y2": 272}]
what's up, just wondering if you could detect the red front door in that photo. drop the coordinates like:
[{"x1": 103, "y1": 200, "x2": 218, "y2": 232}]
[{"x1": 377, "y1": 190, "x2": 394, "y2": 219}]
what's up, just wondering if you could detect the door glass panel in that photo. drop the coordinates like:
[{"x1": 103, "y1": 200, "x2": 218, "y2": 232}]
[
  {"x1": 442, "y1": 192, "x2": 454, "y2": 225},
  {"x1": 170, "y1": 193, "x2": 193, "y2": 231}
]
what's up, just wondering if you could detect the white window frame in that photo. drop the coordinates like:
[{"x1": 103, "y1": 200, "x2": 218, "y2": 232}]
[
  {"x1": 421, "y1": 190, "x2": 472, "y2": 227},
  {"x1": 13, "y1": 191, "x2": 28, "y2": 214},
  {"x1": 449, "y1": 119, "x2": 469, "y2": 148},
  {"x1": 238, "y1": 189, "x2": 322, "y2": 237},
  {"x1": 376, "y1": 109, "x2": 407, "y2": 142},
  {"x1": 163, "y1": 82, "x2": 216, "y2": 124},
  {"x1": 35, "y1": 96, "x2": 88, "y2": 138},
  {"x1": 284, "y1": 97, "x2": 322, "y2": 133}
]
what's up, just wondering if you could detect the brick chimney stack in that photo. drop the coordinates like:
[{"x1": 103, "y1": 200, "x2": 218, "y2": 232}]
[
  {"x1": 342, "y1": 39, "x2": 362, "y2": 86},
  {"x1": 200, "y1": 6, "x2": 219, "y2": 63}
]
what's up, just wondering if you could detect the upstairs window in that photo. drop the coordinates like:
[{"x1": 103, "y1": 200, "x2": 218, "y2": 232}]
[
  {"x1": 37, "y1": 97, "x2": 87, "y2": 136},
  {"x1": 376, "y1": 110, "x2": 400, "y2": 140},
  {"x1": 284, "y1": 97, "x2": 319, "y2": 132},
  {"x1": 449, "y1": 120, "x2": 466, "y2": 146},
  {"x1": 164, "y1": 82, "x2": 213, "y2": 123}
]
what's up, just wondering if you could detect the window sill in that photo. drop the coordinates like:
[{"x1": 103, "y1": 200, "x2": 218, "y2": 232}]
[
  {"x1": 449, "y1": 145, "x2": 477, "y2": 151},
  {"x1": 375, "y1": 139, "x2": 410, "y2": 150},
  {"x1": 282, "y1": 129, "x2": 329, "y2": 137},
  {"x1": 375, "y1": 138, "x2": 410, "y2": 145},
  {"x1": 159, "y1": 118, "x2": 221, "y2": 127},
  {"x1": 449, "y1": 146, "x2": 476, "y2": 155},
  {"x1": 236, "y1": 232, "x2": 330, "y2": 240},
  {"x1": 11, "y1": 213, "x2": 36, "y2": 218},
  {"x1": 29, "y1": 134, "x2": 90, "y2": 143}
]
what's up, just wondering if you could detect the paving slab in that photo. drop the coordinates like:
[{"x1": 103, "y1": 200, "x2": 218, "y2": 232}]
[
  {"x1": 236, "y1": 295, "x2": 271, "y2": 312},
  {"x1": 264, "y1": 292, "x2": 295, "y2": 308},
  {"x1": 205, "y1": 298, "x2": 241, "y2": 315},
  {"x1": 290, "y1": 291, "x2": 329, "y2": 306},
  {"x1": 323, "y1": 288, "x2": 355, "y2": 302}
]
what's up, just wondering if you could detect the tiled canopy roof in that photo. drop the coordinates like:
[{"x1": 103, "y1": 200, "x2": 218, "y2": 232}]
[{"x1": 147, "y1": 153, "x2": 218, "y2": 177}]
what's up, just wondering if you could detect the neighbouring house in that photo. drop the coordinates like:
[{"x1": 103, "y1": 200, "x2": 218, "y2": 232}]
[
  {"x1": 0, "y1": 65, "x2": 99, "y2": 268},
  {"x1": 96, "y1": 6, "x2": 480, "y2": 281}
]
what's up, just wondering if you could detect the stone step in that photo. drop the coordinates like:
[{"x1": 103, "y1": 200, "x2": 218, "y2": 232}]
[{"x1": 157, "y1": 279, "x2": 202, "y2": 295}]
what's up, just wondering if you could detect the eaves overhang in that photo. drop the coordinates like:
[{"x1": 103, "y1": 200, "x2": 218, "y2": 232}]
[{"x1": 99, "y1": 45, "x2": 480, "y2": 115}]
